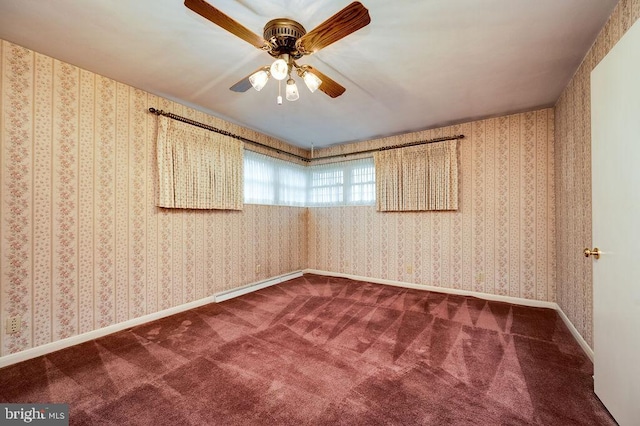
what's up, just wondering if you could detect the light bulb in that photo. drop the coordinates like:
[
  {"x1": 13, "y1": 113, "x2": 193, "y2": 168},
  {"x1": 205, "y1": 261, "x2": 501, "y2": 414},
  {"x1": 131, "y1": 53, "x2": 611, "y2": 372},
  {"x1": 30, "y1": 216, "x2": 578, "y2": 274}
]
[
  {"x1": 286, "y1": 78, "x2": 299, "y2": 101},
  {"x1": 249, "y1": 70, "x2": 269, "y2": 91},
  {"x1": 270, "y1": 58, "x2": 288, "y2": 81},
  {"x1": 302, "y1": 71, "x2": 322, "y2": 93}
]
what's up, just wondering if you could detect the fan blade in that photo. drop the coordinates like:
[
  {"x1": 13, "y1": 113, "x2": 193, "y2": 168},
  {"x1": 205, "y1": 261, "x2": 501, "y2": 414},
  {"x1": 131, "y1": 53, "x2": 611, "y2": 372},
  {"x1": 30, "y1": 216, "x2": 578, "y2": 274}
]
[
  {"x1": 305, "y1": 66, "x2": 346, "y2": 98},
  {"x1": 229, "y1": 66, "x2": 269, "y2": 92},
  {"x1": 296, "y1": 2, "x2": 371, "y2": 55},
  {"x1": 229, "y1": 76, "x2": 252, "y2": 93},
  {"x1": 184, "y1": 0, "x2": 268, "y2": 49}
]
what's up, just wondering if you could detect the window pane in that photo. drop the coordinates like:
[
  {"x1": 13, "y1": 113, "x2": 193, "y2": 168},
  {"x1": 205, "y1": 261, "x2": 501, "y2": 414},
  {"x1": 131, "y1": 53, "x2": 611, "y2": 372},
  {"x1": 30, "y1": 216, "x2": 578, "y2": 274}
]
[
  {"x1": 244, "y1": 150, "x2": 307, "y2": 206},
  {"x1": 279, "y1": 167, "x2": 307, "y2": 206},
  {"x1": 244, "y1": 155, "x2": 275, "y2": 204},
  {"x1": 350, "y1": 164, "x2": 375, "y2": 204},
  {"x1": 308, "y1": 158, "x2": 375, "y2": 206}
]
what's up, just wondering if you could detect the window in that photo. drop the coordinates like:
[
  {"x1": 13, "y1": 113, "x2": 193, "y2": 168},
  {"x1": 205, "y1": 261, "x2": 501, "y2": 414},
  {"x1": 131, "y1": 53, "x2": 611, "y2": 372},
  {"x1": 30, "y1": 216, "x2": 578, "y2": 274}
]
[
  {"x1": 278, "y1": 166, "x2": 308, "y2": 206},
  {"x1": 308, "y1": 158, "x2": 375, "y2": 207},
  {"x1": 309, "y1": 168, "x2": 344, "y2": 205},
  {"x1": 244, "y1": 150, "x2": 307, "y2": 206},
  {"x1": 243, "y1": 151, "x2": 275, "y2": 205},
  {"x1": 244, "y1": 152, "x2": 375, "y2": 207},
  {"x1": 350, "y1": 162, "x2": 376, "y2": 204}
]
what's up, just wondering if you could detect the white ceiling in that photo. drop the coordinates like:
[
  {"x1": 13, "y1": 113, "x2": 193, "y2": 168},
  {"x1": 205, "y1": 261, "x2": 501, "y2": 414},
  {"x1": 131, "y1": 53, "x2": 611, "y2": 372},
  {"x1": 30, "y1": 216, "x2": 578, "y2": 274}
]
[{"x1": 0, "y1": 0, "x2": 617, "y2": 149}]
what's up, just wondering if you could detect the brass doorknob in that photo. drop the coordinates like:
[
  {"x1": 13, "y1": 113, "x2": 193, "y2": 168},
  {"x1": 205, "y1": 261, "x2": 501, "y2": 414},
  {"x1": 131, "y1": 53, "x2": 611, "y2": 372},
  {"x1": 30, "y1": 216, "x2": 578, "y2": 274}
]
[{"x1": 584, "y1": 247, "x2": 601, "y2": 259}]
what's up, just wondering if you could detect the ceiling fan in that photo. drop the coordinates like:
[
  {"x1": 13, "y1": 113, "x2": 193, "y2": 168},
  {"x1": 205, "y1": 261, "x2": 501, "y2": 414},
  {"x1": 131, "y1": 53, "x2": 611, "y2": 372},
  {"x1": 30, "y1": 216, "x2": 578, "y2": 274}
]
[{"x1": 184, "y1": 0, "x2": 371, "y2": 103}]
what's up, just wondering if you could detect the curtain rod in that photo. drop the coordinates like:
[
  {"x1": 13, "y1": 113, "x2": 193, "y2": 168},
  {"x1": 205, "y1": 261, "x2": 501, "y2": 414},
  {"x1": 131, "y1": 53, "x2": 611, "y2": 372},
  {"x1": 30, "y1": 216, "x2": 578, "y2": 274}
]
[
  {"x1": 311, "y1": 134, "x2": 465, "y2": 161},
  {"x1": 148, "y1": 107, "x2": 464, "y2": 163},
  {"x1": 148, "y1": 107, "x2": 310, "y2": 162}
]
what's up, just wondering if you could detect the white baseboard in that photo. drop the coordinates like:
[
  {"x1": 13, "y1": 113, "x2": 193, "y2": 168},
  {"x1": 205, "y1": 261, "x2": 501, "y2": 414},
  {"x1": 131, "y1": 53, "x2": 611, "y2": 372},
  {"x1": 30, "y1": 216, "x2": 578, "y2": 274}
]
[
  {"x1": 214, "y1": 271, "x2": 303, "y2": 302},
  {"x1": 555, "y1": 305, "x2": 594, "y2": 361},
  {"x1": 304, "y1": 269, "x2": 557, "y2": 309},
  {"x1": 0, "y1": 271, "x2": 302, "y2": 369},
  {"x1": 305, "y1": 269, "x2": 594, "y2": 360}
]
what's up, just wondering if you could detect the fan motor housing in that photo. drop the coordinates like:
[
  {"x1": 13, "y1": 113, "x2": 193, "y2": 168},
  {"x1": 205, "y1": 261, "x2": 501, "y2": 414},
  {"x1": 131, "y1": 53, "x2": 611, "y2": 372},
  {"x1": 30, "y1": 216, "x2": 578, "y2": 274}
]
[{"x1": 264, "y1": 18, "x2": 306, "y2": 59}]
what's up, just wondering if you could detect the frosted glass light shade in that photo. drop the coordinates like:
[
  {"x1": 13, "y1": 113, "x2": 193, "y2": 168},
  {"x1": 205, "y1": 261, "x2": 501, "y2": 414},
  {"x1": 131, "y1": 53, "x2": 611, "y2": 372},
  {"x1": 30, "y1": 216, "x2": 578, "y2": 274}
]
[
  {"x1": 302, "y1": 71, "x2": 322, "y2": 93},
  {"x1": 270, "y1": 59, "x2": 288, "y2": 81},
  {"x1": 286, "y1": 79, "x2": 299, "y2": 101},
  {"x1": 249, "y1": 70, "x2": 269, "y2": 91}
]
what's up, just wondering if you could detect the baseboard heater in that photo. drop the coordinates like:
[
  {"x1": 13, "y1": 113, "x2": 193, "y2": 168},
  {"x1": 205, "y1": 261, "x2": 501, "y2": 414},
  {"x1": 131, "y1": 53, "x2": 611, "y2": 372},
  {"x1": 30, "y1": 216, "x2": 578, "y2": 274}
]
[{"x1": 214, "y1": 271, "x2": 303, "y2": 303}]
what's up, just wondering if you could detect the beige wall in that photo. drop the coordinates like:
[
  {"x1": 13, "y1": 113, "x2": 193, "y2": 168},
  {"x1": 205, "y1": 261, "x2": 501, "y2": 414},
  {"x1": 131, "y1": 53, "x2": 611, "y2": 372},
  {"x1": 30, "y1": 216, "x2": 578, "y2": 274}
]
[
  {"x1": 0, "y1": 41, "x2": 307, "y2": 357},
  {"x1": 555, "y1": 0, "x2": 640, "y2": 348},
  {"x1": 309, "y1": 109, "x2": 556, "y2": 302}
]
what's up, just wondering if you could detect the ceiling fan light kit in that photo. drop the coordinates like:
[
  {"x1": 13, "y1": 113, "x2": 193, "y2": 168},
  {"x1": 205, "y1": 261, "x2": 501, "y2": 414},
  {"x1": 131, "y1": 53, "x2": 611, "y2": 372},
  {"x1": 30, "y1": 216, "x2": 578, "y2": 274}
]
[
  {"x1": 301, "y1": 70, "x2": 322, "y2": 93},
  {"x1": 248, "y1": 68, "x2": 270, "y2": 91},
  {"x1": 184, "y1": 0, "x2": 371, "y2": 103},
  {"x1": 286, "y1": 78, "x2": 300, "y2": 101},
  {"x1": 269, "y1": 55, "x2": 289, "y2": 81}
]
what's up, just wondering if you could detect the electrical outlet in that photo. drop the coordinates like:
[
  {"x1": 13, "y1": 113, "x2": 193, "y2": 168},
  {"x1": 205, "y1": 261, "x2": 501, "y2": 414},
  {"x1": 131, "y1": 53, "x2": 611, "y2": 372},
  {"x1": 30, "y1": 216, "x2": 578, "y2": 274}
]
[
  {"x1": 6, "y1": 317, "x2": 21, "y2": 334},
  {"x1": 405, "y1": 264, "x2": 413, "y2": 274},
  {"x1": 256, "y1": 264, "x2": 261, "y2": 274}
]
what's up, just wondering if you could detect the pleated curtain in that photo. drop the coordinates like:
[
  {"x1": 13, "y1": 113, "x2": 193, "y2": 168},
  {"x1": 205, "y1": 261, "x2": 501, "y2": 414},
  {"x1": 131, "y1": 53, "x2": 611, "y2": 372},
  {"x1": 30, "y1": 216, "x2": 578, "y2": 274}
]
[
  {"x1": 156, "y1": 116, "x2": 243, "y2": 210},
  {"x1": 374, "y1": 139, "x2": 458, "y2": 211}
]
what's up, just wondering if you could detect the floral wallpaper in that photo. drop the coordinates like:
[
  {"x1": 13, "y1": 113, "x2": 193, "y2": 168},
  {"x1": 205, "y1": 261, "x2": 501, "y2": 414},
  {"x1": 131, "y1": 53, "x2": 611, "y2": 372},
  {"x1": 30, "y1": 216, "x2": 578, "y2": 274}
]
[
  {"x1": 0, "y1": 40, "x2": 307, "y2": 357},
  {"x1": 309, "y1": 109, "x2": 556, "y2": 302},
  {"x1": 2, "y1": 0, "x2": 635, "y2": 359},
  {"x1": 554, "y1": 0, "x2": 640, "y2": 348}
]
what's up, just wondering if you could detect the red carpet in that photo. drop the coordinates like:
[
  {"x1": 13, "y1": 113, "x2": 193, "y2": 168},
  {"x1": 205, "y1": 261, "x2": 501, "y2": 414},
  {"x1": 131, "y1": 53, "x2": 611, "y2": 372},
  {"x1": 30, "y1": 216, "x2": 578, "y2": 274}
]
[{"x1": 0, "y1": 274, "x2": 615, "y2": 425}]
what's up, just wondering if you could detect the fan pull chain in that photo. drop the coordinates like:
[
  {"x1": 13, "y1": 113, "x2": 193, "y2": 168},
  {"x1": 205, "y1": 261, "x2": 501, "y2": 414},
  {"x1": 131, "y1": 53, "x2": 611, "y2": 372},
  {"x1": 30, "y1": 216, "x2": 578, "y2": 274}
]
[{"x1": 277, "y1": 80, "x2": 283, "y2": 105}]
